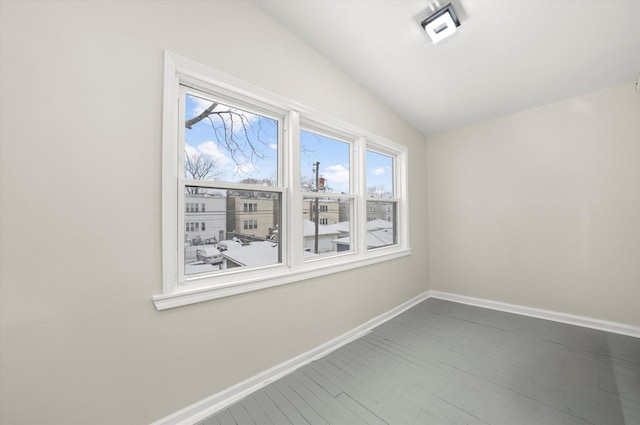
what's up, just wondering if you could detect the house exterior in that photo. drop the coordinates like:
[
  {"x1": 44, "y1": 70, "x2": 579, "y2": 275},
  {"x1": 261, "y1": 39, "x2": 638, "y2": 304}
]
[
  {"x1": 226, "y1": 195, "x2": 280, "y2": 241},
  {"x1": 367, "y1": 200, "x2": 394, "y2": 222},
  {"x1": 302, "y1": 198, "x2": 343, "y2": 225},
  {"x1": 185, "y1": 194, "x2": 227, "y2": 245}
]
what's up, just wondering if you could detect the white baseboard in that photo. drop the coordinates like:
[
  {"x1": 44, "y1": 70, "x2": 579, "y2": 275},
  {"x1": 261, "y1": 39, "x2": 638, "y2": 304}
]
[
  {"x1": 427, "y1": 290, "x2": 640, "y2": 338},
  {"x1": 151, "y1": 291, "x2": 430, "y2": 425},
  {"x1": 152, "y1": 289, "x2": 638, "y2": 425}
]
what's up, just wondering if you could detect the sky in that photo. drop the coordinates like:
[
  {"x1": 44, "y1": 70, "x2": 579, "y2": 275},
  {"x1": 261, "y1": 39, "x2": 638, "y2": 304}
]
[{"x1": 184, "y1": 93, "x2": 393, "y2": 195}]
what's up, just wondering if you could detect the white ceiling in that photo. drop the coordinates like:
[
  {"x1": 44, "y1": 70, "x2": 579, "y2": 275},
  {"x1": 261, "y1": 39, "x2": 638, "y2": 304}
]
[{"x1": 256, "y1": 0, "x2": 640, "y2": 136}]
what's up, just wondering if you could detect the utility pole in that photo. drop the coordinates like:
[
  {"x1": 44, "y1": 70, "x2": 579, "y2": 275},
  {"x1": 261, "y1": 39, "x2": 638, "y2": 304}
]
[{"x1": 313, "y1": 162, "x2": 320, "y2": 254}]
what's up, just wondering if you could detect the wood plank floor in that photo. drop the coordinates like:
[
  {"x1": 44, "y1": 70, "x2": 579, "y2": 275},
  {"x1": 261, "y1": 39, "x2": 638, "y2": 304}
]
[{"x1": 197, "y1": 299, "x2": 640, "y2": 425}]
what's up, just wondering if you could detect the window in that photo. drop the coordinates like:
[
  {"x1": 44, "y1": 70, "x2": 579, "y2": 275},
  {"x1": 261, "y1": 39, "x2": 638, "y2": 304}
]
[
  {"x1": 366, "y1": 150, "x2": 397, "y2": 250},
  {"x1": 242, "y1": 203, "x2": 259, "y2": 212},
  {"x1": 156, "y1": 53, "x2": 409, "y2": 310},
  {"x1": 243, "y1": 219, "x2": 259, "y2": 230},
  {"x1": 300, "y1": 129, "x2": 353, "y2": 257},
  {"x1": 180, "y1": 85, "x2": 283, "y2": 276}
]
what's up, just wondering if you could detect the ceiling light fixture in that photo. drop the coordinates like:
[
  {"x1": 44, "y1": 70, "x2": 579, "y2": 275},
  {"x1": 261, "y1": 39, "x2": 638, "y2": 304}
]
[{"x1": 421, "y1": 2, "x2": 461, "y2": 44}]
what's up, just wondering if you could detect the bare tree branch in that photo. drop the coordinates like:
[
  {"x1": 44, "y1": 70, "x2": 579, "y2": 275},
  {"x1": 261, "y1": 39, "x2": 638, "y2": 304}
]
[
  {"x1": 367, "y1": 185, "x2": 391, "y2": 198},
  {"x1": 184, "y1": 152, "x2": 222, "y2": 194},
  {"x1": 185, "y1": 102, "x2": 219, "y2": 129},
  {"x1": 185, "y1": 102, "x2": 270, "y2": 173}
]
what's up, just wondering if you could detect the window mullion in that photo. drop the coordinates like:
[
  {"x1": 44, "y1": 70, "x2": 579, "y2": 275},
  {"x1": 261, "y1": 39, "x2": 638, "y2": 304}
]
[
  {"x1": 181, "y1": 179, "x2": 286, "y2": 194},
  {"x1": 288, "y1": 111, "x2": 303, "y2": 267},
  {"x1": 177, "y1": 181, "x2": 186, "y2": 284},
  {"x1": 301, "y1": 192, "x2": 353, "y2": 200},
  {"x1": 397, "y1": 149, "x2": 409, "y2": 250},
  {"x1": 176, "y1": 84, "x2": 187, "y2": 286},
  {"x1": 355, "y1": 137, "x2": 367, "y2": 255}
]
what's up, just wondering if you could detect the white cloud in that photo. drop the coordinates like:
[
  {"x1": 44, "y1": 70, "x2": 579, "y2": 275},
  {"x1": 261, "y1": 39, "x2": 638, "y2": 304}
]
[
  {"x1": 195, "y1": 142, "x2": 232, "y2": 167},
  {"x1": 185, "y1": 141, "x2": 265, "y2": 180},
  {"x1": 236, "y1": 162, "x2": 257, "y2": 176},
  {"x1": 268, "y1": 143, "x2": 278, "y2": 150},
  {"x1": 184, "y1": 144, "x2": 200, "y2": 160},
  {"x1": 322, "y1": 164, "x2": 350, "y2": 185},
  {"x1": 371, "y1": 166, "x2": 385, "y2": 176}
]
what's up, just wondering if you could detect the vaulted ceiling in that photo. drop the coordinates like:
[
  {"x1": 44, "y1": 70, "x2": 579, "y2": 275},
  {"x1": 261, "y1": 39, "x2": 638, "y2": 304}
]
[{"x1": 257, "y1": 0, "x2": 640, "y2": 136}]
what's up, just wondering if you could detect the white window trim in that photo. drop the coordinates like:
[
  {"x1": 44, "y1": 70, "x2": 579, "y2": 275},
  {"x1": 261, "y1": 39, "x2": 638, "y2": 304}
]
[{"x1": 155, "y1": 52, "x2": 410, "y2": 310}]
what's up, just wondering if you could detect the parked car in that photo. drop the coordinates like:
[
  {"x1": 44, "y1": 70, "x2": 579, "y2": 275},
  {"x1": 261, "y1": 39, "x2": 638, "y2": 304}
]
[{"x1": 196, "y1": 247, "x2": 223, "y2": 264}]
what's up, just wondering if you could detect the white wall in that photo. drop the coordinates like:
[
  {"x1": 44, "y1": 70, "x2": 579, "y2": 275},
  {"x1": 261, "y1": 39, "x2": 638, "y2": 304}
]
[
  {"x1": 0, "y1": 1, "x2": 428, "y2": 424},
  {"x1": 427, "y1": 82, "x2": 640, "y2": 326}
]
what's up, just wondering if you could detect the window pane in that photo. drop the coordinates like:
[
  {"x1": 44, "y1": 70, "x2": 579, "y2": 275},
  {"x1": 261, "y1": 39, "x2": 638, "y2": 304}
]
[
  {"x1": 300, "y1": 130, "x2": 350, "y2": 194},
  {"x1": 366, "y1": 201, "x2": 397, "y2": 249},
  {"x1": 366, "y1": 150, "x2": 394, "y2": 198},
  {"x1": 303, "y1": 197, "x2": 352, "y2": 257},
  {"x1": 184, "y1": 93, "x2": 278, "y2": 186},
  {"x1": 184, "y1": 187, "x2": 281, "y2": 276}
]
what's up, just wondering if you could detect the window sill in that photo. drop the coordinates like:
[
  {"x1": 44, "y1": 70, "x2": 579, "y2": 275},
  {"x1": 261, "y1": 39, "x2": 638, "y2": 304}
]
[{"x1": 153, "y1": 247, "x2": 411, "y2": 310}]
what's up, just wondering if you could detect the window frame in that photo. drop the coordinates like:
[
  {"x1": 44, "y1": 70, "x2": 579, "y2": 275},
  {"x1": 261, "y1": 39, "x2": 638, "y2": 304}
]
[
  {"x1": 298, "y1": 121, "x2": 357, "y2": 260},
  {"x1": 365, "y1": 145, "x2": 401, "y2": 250},
  {"x1": 178, "y1": 84, "x2": 287, "y2": 285},
  {"x1": 155, "y1": 52, "x2": 410, "y2": 310}
]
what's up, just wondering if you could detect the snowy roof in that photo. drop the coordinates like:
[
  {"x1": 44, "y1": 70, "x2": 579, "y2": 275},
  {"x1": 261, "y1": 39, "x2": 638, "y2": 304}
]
[
  {"x1": 333, "y1": 228, "x2": 395, "y2": 248},
  {"x1": 222, "y1": 241, "x2": 279, "y2": 267},
  {"x1": 367, "y1": 228, "x2": 395, "y2": 247},
  {"x1": 222, "y1": 241, "x2": 318, "y2": 266},
  {"x1": 218, "y1": 240, "x2": 242, "y2": 250},
  {"x1": 322, "y1": 221, "x2": 350, "y2": 234},
  {"x1": 303, "y1": 220, "x2": 341, "y2": 237},
  {"x1": 184, "y1": 263, "x2": 221, "y2": 274},
  {"x1": 366, "y1": 219, "x2": 393, "y2": 230},
  {"x1": 316, "y1": 219, "x2": 391, "y2": 234},
  {"x1": 303, "y1": 250, "x2": 319, "y2": 259}
]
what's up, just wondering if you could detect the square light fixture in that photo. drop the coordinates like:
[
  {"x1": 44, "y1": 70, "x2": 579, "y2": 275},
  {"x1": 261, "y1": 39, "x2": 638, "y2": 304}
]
[{"x1": 421, "y1": 3, "x2": 461, "y2": 44}]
